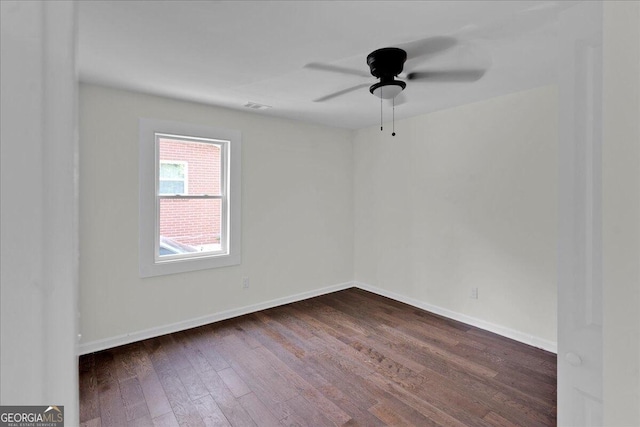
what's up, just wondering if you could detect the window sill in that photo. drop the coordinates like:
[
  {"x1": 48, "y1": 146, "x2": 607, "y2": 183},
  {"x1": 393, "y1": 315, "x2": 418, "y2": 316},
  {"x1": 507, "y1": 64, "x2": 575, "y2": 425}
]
[{"x1": 140, "y1": 253, "x2": 241, "y2": 278}]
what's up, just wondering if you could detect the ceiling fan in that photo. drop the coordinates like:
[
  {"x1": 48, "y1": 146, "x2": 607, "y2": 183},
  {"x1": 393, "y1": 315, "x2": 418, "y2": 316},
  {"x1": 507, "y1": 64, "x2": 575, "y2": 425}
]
[{"x1": 305, "y1": 36, "x2": 488, "y2": 104}]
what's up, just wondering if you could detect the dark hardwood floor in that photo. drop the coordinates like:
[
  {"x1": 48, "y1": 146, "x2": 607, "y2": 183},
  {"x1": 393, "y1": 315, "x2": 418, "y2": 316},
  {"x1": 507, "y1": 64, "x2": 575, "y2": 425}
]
[{"x1": 79, "y1": 288, "x2": 557, "y2": 427}]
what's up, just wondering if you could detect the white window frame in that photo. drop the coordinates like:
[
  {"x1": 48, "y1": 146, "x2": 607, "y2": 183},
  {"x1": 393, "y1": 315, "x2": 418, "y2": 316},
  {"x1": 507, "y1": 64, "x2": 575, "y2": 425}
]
[
  {"x1": 158, "y1": 160, "x2": 188, "y2": 196},
  {"x1": 139, "y1": 118, "x2": 241, "y2": 278},
  {"x1": 155, "y1": 135, "x2": 226, "y2": 262}
]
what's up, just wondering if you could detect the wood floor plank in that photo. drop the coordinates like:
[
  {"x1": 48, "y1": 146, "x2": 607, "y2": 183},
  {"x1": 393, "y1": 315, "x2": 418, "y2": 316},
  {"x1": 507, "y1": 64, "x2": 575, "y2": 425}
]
[
  {"x1": 279, "y1": 394, "x2": 334, "y2": 427},
  {"x1": 244, "y1": 312, "x2": 309, "y2": 360},
  {"x1": 237, "y1": 392, "x2": 281, "y2": 427},
  {"x1": 368, "y1": 401, "x2": 408, "y2": 426},
  {"x1": 81, "y1": 288, "x2": 557, "y2": 426},
  {"x1": 134, "y1": 352, "x2": 173, "y2": 419},
  {"x1": 127, "y1": 414, "x2": 155, "y2": 427},
  {"x1": 484, "y1": 410, "x2": 524, "y2": 427},
  {"x1": 144, "y1": 340, "x2": 174, "y2": 375},
  {"x1": 157, "y1": 335, "x2": 194, "y2": 372},
  {"x1": 120, "y1": 377, "x2": 151, "y2": 421},
  {"x1": 114, "y1": 343, "x2": 141, "y2": 383},
  {"x1": 217, "y1": 367, "x2": 251, "y2": 398},
  {"x1": 493, "y1": 370, "x2": 557, "y2": 404},
  {"x1": 175, "y1": 364, "x2": 210, "y2": 402},
  {"x1": 152, "y1": 412, "x2": 180, "y2": 427},
  {"x1": 98, "y1": 381, "x2": 127, "y2": 427},
  {"x1": 79, "y1": 354, "x2": 101, "y2": 423},
  {"x1": 95, "y1": 351, "x2": 128, "y2": 427},
  {"x1": 81, "y1": 417, "x2": 102, "y2": 427},
  {"x1": 369, "y1": 396, "x2": 440, "y2": 427},
  {"x1": 198, "y1": 368, "x2": 233, "y2": 401},
  {"x1": 191, "y1": 332, "x2": 232, "y2": 372},
  {"x1": 173, "y1": 330, "x2": 215, "y2": 374},
  {"x1": 198, "y1": 364, "x2": 262, "y2": 425},
  {"x1": 211, "y1": 391, "x2": 256, "y2": 427},
  {"x1": 156, "y1": 368, "x2": 206, "y2": 427},
  {"x1": 192, "y1": 394, "x2": 231, "y2": 427},
  {"x1": 490, "y1": 392, "x2": 556, "y2": 427}
]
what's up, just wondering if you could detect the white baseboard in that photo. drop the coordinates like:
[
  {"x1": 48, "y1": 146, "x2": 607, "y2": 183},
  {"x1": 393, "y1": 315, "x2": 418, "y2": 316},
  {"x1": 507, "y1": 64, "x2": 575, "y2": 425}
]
[
  {"x1": 78, "y1": 281, "x2": 353, "y2": 355},
  {"x1": 79, "y1": 280, "x2": 557, "y2": 355},
  {"x1": 354, "y1": 281, "x2": 558, "y2": 354}
]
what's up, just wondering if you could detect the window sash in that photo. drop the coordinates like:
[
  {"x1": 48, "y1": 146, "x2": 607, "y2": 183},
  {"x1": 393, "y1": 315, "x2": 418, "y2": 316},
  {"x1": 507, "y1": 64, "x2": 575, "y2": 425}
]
[{"x1": 154, "y1": 133, "x2": 229, "y2": 263}]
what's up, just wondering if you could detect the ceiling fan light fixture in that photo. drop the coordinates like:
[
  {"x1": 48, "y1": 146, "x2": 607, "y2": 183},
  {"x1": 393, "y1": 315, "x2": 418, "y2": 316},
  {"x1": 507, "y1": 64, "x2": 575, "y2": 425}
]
[{"x1": 369, "y1": 80, "x2": 406, "y2": 99}]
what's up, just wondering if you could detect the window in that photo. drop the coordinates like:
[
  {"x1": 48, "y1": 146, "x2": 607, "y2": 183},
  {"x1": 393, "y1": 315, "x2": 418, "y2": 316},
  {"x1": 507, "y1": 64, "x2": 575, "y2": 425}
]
[
  {"x1": 139, "y1": 119, "x2": 241, "y2": 277},
  {"x1": 156, "y1": 136, "x2": 224, "y2": 260}
]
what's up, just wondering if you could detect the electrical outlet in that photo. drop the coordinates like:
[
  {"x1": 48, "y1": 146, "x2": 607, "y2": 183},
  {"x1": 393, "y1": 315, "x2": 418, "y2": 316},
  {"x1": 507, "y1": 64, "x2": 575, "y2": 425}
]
[
  {"x1": 470, "y1": 287, "x2": 479, "y2": 299},
  {"x1": 242, "y1": 277, "x2": 250, "y2": 289}
]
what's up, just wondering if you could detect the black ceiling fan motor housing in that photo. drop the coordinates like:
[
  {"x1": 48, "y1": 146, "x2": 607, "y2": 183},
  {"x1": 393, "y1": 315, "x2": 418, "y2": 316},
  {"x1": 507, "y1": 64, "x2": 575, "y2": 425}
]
[{"x1": 366, "y1": 47, "x2": 407, "y2": 81}]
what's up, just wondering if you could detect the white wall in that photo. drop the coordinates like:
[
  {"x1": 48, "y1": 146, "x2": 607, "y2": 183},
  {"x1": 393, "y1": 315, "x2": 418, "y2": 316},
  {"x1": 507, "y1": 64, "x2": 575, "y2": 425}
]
[
  {"x1": 1, "y1": 1, "x2": 79, "y2": 424},
  {"x1": 602, "y1": 1, "x2": 640, "y2": 425},
  {"x1": 354, "y1": 86, "x2": 558, "y2": 349},
  {"x1": 79, "y1": 84, "x2": 353, "y2": 349}
]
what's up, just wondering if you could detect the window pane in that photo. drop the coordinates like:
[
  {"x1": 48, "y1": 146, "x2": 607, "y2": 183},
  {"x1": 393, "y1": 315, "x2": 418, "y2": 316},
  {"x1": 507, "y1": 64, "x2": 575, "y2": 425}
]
[
  {"x1": 158, "y1": 138, "x2": 222, "y2": 196},
  {"x1": 159, "y1": 180, "x2": 185, "y2": 195},
  {"x1": 159, "y1": 198, "x2": 223, "y2": 257},
  {"x1": 160, "y1": 163, "x2": 185, "y2": 179}
]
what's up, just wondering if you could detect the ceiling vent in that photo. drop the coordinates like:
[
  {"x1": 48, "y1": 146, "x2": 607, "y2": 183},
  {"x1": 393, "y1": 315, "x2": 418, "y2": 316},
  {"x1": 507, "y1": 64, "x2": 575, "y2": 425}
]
[{"x1": 243, "y1": 102, "x2": 272, "y2": 111}]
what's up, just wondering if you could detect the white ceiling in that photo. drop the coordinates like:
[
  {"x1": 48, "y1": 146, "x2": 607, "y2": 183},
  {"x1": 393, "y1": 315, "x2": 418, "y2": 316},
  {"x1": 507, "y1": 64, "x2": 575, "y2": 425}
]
[{"x1": 78, "y1": 1, "x2": 578, "y2": 130}]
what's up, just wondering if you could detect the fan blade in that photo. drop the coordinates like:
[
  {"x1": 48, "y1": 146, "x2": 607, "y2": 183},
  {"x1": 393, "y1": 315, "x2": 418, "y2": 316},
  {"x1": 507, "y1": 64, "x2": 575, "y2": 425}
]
[
  {"x1": 304, "y1": 62, "x2": 370, "y2": 78},
  {"x1": 406, "y1": 69, "x2": 486, "y2": 82},
  {"x1": 398, "y1": 36, "x2": 458, "y2": 61},
  {"x1": 313, "y1": 83, "x2": 370, "y2": 102}
]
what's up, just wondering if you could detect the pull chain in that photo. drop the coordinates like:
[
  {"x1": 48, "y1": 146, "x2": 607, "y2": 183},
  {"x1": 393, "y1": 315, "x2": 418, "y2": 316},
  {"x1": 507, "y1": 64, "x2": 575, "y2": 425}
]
[
  {"x1": 392, "y1": 96, "x2": 396, "y2": 137},
  {"x1": 380, "y1": 90, "x2": 383, "y2": 131},
  {"x1": 378, "y1": 87, "x2": 398, "y2": 136}
]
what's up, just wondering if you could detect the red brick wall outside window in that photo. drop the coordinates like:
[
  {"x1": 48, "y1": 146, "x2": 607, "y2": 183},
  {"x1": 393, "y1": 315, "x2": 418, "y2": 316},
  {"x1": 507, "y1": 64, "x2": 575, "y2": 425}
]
[{"x1": 158, "y1": 138, "x2": 221, "y2": 249}]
